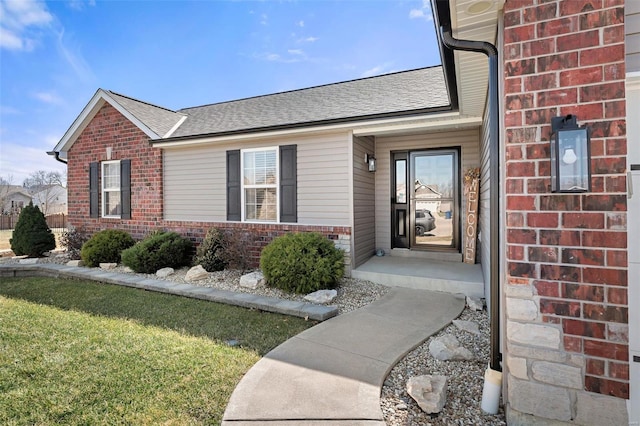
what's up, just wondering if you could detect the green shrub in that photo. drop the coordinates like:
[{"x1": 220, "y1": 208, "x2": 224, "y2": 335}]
[
  {"x1": 9, "y1": 202, "x2": 56, "y2": 257},
  {"x1": 121, "y1": 231, "x2": 193, "y2": 273},
  {"x1": 80, "y1": 229, "x2": 135, "y2": 267},
  {"x1": 260, "y1": 232, "x2": 344, "y2": 294},
  {"x1": 60, "y1": 226, "x2": 90, "y2": 260},
  {"x1": 194, "y1": 228, "x2": 227, "y2": 272}
]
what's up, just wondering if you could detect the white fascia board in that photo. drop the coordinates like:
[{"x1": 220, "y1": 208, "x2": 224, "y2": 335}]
[
  {"x1": 150, "y1": 111, "x2": 467, "y2": 149},
  {"x1": 53, "y1": 89, "x2": 161, "y2": 154}
]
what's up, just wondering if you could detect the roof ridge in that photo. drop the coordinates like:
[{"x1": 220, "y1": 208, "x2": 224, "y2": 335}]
[
  {"x1": 177, "y1": 65, "x2": 442, "y2": 112},
  {"x1": 106, "y1": 90, "x2": 180, "y2": 114}
]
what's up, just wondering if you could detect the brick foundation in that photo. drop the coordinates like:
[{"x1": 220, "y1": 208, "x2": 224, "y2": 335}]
[{"x1": 503, "y1": 0, "x2": 628, "y2": 423}]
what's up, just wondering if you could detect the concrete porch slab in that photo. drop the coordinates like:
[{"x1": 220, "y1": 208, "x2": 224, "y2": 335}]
[{"x1": 351, "y1": 255, "x2": 484, "y2": 298}]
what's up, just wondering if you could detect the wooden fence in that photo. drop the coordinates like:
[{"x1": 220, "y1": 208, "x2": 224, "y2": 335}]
[{"x1": 0, "y1": 213, "x2": 68, "y2": 232}]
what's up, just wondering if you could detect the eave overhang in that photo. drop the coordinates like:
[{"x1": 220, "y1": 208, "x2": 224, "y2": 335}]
[{"x1": 49, "y1": 89, "x2": 162, "y2": 160}]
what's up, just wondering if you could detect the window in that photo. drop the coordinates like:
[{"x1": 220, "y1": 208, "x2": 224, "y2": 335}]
[
  {"x1": 227, "y1": 145, "x2": 296, "y2": 223},
  {"x1": 102, "y1": 161, "x2": 121, "y2": 217},
  {"x1": 242, "y1": 148, "x2": 278, "y2": 222},
  {"x1": 90, "y1": 160, "x2": 131, "y2": 219}
]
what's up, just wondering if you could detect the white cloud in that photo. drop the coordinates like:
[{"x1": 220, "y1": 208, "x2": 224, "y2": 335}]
[
  {"x1": 67, "y1": 0, "x2": 96, "y2": 11},
  {"x1": 0, "y1": 140, "x2": 66, "y2": 184},
  {"x1": 361, "y1": 62, "x2": 395, "y2": 78},
  {"x1": 0, "y1": 105, "x2": 21, "y2": 115},
  {"x1": 409, "y1": 0, "x2": 433, "y2": 21},
  {"x1": 287, "y1": 49, "x2": 304, "y2": 56},
  {"x1": 55, "y1": 29, "x2": 95, "y2": 82},
  {"x1": 0, "y1": 0, "x2": 53, "y2": 51},
  {"x1": 297, "y1": 20, "x2": 304, "y2": 27},
  {"x1": 260, "y1": 13, "x2": 268, "y2": 25},
  {"x1": 32, "y1": 91, "x2": 64, "y2": 105},
  {"x1": 299, "y1": 36, "x2": 318, "y2": 43}
]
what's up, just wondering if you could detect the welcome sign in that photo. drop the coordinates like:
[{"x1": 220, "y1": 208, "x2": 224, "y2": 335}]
[{"x1": 464, "y1": 168, "x2": 480, "y2": 264}]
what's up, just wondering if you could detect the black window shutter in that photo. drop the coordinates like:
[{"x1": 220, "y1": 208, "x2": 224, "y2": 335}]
[
  {"x1": 121, "y1": 159, "x2": 131, "y2": 219},
  {"x1": 89, "y1": 162, "x2": 99, "y2": 218},
  {"x1": 227, "y1": 150, "x2": 241, "y2": 221},
  {"x1": 279, "y1": 145, "x2": 297, "y2": 223}
]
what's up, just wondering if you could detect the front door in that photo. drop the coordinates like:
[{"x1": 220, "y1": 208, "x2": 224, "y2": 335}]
[{"x1": 392, "y1": 149, "x2": 460, "y2": 251}]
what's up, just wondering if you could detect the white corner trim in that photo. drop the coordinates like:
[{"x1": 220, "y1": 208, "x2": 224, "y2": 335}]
[
  {"x1": 163, "y1": 115, "x2": 187, "y2": 138},
  {"x1": 627, "y1": 71, "x2": 640, "y2": 90}
]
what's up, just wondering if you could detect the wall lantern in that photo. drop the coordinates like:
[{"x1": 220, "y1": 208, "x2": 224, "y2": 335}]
[
  {"x1": 365, "y1": 153, "x2": 376, "y2": 172},
  {"x1": 550, "y1": 114, "x2": 591, "y2": 193}
]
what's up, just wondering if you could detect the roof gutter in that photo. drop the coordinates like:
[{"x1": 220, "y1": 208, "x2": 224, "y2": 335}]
[
  {"x1": 47, "y1": 151, "x2": 68, "y2": 165},
  {"x1": 151, "y1": 105, "x2": 453, "y2": 145},
  {"x1": 431, "y1": 0, "x2": 501, "y2": 373}
]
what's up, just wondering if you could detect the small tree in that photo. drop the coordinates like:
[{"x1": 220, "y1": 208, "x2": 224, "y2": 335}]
[{"x1": 9, "y1": 202, "x2": 56, "y2": 257}]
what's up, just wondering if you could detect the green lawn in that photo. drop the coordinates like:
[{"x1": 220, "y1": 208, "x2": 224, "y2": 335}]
[{"x1": 0, "y1": 277, "x2": 315, "y2": 425}]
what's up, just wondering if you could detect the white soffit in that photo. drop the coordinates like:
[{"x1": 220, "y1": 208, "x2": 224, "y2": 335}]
[{"x1": 450, "y1": 0, "x2": 503, "y2": 117}]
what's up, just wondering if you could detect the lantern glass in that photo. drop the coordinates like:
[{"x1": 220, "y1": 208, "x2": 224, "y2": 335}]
[{"x1": 552, "y1": 128, "x2": 590, "y2": 192}]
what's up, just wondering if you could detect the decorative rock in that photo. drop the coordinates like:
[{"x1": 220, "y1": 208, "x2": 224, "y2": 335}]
[
  {"x1": 19, "y1": 258, "x2": 39, "y2": 264},
  {"x1": 452, "y1": 319, "x2": 481, "y2": 335},
  {"x1": 239, "y1": 271, "x2": 265, "y2": 289},
  {"x1": 395, "y1": 403, "x2": 408, "y2": 411},
  {"x1": 428, "y1": 334, "x2": 473, "y2": 361},
  {"x1": 156, "y1": 267, "x2": 175, "y2": 278},
  {"x1": 99, "y1": 263, "x2": 117, "y2": 270},
  {"x1": 466, "y1": 296, "x2": 484, "y2": 311},
  {"x1": 304, "y1": 289, "x2": 338, "y2": 304},
  {"x1": 407, "y1": 375, "x2": 448, "y2": 414},
  {"x1": 185, "y1": 265, "x2": 209, "y2": 282},
  {"x1": 122, "y1": 266, "x2": 134, "y2": 273},
  {"x1": 66, "y1": 259, "x2": 84, "y2": 267}
]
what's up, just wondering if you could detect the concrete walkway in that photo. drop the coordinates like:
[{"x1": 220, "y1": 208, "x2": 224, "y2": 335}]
[{"x1": 222, "y1": 287, "x2": 465, "y2": 425}]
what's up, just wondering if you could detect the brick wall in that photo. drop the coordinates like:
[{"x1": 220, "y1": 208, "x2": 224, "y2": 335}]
[
  {"x1": 503, "y1": 0, "x2": 629, "y2": 423},
  {"x1": 67, "y1": 103, "x2": 352, "y2": 270}
]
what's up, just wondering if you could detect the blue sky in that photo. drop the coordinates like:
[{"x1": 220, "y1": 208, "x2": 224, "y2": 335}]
[{"x1": 1, "y1": 0, "x2": 441, "y2": 185}]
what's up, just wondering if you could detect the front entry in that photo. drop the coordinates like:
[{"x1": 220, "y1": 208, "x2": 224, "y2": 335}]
[{"x1": 392, "y1": 149, "x2": 460, "y2": 251}]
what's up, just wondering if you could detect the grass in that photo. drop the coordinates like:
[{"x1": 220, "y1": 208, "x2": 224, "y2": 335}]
[{"x1": 0, "y1": 277, "x2": 315, "y2": 425}]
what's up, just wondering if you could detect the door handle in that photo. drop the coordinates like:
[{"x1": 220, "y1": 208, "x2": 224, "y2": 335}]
[{"x1": 629, "y1": 170, "x2": 635, "y2": 199}]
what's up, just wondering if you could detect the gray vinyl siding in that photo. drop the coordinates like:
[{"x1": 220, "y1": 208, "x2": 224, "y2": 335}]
[
  {"x1": 479, "y1": 103, "x2": 492, "y2": 308},
  {"x1": 374, "y1": 129, "x2": 481, "y2": 253},
  {"x1": 163, "y1": 132, "x2": 352, "y2": 226},
  {"x1": 628, "y1": 1, "x2": 640, "y2": 73},
  {"x1": 353, "y1": 136, "x2": 376, "y2": 267}
]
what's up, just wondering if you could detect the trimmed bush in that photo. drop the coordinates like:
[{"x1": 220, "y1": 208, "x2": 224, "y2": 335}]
[
  {"x1": 194, "y1": 228, "x2": 227, "y2": 272},
  {"x1": 9, "y1": 202, "x2": 56, "y2": 257},
  {"x1": 80, "y1": 229, "x2": 135, "y2": 267},
  {"x1": 122, "y1": 231, "x2": 193, "y2": 273},
  {"x1": 260, "y1": 232, "x2": 344, "y2": 294},
  {"x1": 60, "y1": 226, "x2": 90, "y2": 260}
]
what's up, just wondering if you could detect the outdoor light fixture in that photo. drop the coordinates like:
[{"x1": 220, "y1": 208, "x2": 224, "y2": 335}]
[
  {"x1": 365, "y1": 153, "x2": 376, "y2": 172},
  {"x1": 550, "y1": 114, "x2": 591, "y2": 193}
]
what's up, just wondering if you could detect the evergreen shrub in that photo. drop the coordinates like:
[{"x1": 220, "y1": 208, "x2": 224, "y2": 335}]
[
  {"x1": 121, "y1": 231, "x2": 193, "y2": 273},
  {"x1": 9, "y1": 202, "x2": 56, "y2": 257},
  {"x1": 260, "y1": 232, "x2": 344, "y2": 294},
  {"x1": 80, "y1": 229, "x2": 135, "y2": 267}
]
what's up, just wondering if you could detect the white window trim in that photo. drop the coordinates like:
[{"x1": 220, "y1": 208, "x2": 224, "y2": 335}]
[
  {"x1": 240, "y1": 147, "x2": 279, "y2": 223},
  {"x1": 101, "y1": 160, "x2": 121, "y2": 218}
]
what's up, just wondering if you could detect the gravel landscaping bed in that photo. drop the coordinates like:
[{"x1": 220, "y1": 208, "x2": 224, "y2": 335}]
[{"x1": 2, "y1": 251, "x2": 507, "y2": 424}]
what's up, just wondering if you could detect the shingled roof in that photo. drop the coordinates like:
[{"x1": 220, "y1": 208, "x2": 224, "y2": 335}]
[
  {"x1": 107, "y1": 91, "x2": 185, "y2": 138},
  {"x1": 165, "y1": 65, "x2": 449, "y2": 139},
  {"x1": 53, "y1": 66, "x2": 450, "y2": 156}
]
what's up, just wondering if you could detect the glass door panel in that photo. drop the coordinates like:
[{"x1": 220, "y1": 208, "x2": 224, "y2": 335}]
[{"x1": 410, "y1": 150, "x2": 458, "y2": 249}]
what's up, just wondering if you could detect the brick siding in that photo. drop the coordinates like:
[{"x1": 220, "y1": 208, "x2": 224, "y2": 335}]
[
  {"x1": 67, "y1": 103, "x2": 352, "y2": 269},
  {"x1": 503, "y1": 0, "x2": 628, "y2": 422}
]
